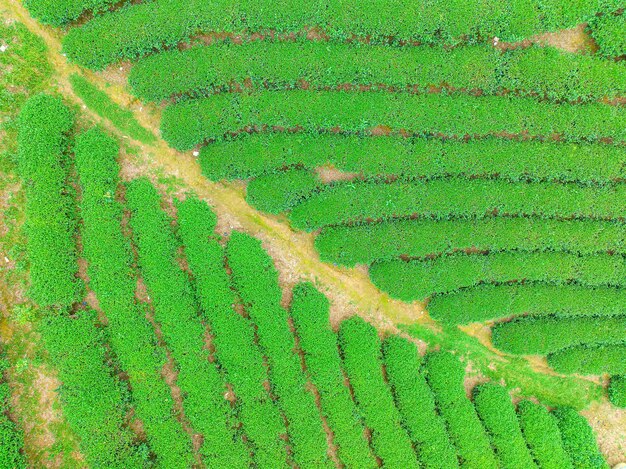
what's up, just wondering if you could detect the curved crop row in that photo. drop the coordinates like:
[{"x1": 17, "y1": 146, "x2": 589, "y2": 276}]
[
  {"x1": 369, "y1": 251, "x2": 626, "y2": 301},
  {"x1": 131, "y1": 42, "x2": 626, "y2": 104},
  {"x1": 516, "y1": 400, "x2": 573, "y2": 469},
  {"x1": 201, "y1": 133, "x2": 626, "y2": 185},
  {"x1": 175, "y1": 197, "x2": 288, "y2": 467},
  {"x1": 24, "y1": 0, "x2": 116, "y2": 26},
  {"x1": 125, "y1": 178, "x2": 250, "y2": 467},
  {"x1": 129, "y1": 43, "x2": 499, "y2": 102},
  {"x1": 40, "y1": 311, "x2": 142, "y2": 468},
  {"x1": 428, "y1": 284, "x2": 626, "y2": 325},
  {"x1": 548, "y1": 342, "x2": 626, "y2": 375},
  {"x1": 246, "y1": 169, "x2": 321, "y2": 214},
  {"x1": 289, "y1": 283, "x2": 377, "y2": 468},
  {"x1": 62, "y1": 0, "x2": 619, "y2": 69},
  {"x1": 552, "y1": 407, "x2": 608, "y2": 469},
  {"x1": 288, "y1": 178, "x2": 626, "y2": 231},
  {"x1": 0, "y1": 350, "x2": 26, "y2": 469},
  {"x1": 381, "y1": 336, "x2": 459, "y2": 468},
  {"x1": 160, "y1": 90, "x2": 626, "y2": 151},
  {"x1": 315, "y1": 218, "x2": 626, "y2": 267},
  {"x1": 472, "y1": 384, "x2": 536, "y2": 469},
  {"x1": 226, "y1": 232, "x2": 330, "y2": 468},
  {"x1": 492, "y1": 315, "x2": 626, "y2": 355},
  {"x1": 422, "y1": 351, "x2": 498, "y2": 469},
  {"x1": 74, "y1": 128, "x2": 194, "y2": 466},
  {"x1": 337, "y1": 316, "x2": 418, "y2": 467},
  {"x1": 608, "y1": 375, "x2": 626, "y2": 407},
  {"x1": 17, "y1": 94, "x2": 81, "y2": 307}
]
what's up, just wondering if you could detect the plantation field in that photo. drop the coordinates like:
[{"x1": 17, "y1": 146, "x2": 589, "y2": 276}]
[{"x1": 1, "y1": 0, "x2": 626, "y2": 466}]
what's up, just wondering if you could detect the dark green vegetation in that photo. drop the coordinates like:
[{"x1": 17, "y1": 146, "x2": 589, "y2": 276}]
[
  {"x1": 61, "y1": 0, "x2": 619, "y2": 69},
  {"x1": 24, "y1": 0, "x2": 116, "y2": 26},
  {"x1": 161, "y1": 91, "x2": 626, "y2": 150},
  {"x1": 589, "y1": 11, "x2": 626, "y2": 57},
  {"x1": 608, "y1": 375, "x2": 626, "y2": 407},
  {"x1": 17, "y1": 94, "x2": 82, "y2": 307},
  {"x1": 0, "y1": 350, "x2": 26, "y2": 468}
]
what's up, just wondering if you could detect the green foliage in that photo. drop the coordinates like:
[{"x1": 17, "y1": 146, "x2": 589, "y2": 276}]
[
  {"x1": 422, "y1": 351, "x2": 498, "y2": 469},
  {"x1": 337, "y1": 316, "x2": 418, "y2": 467},
  {"x1": 129, "y1": 43, "x2": 499, "y2": 102},
  {"x1": 63, "y1": 0, "x2": 617, "y2": 69},
  {"x1": 381, "y1": 336, "x2": 458, "y2": 469},
  {"x1": 552, "y1": 407, "x2": 608, "y2": 469},
  {"x1": 160, "y1": 90, "x2": 626, "y2": 150},
  {"x1": 516, "y1": 400, "x2": 573, "y2": 469},
  {"x1": 608, "y1": 375, "x2": 626, "y2": 407},
  {"x1": 589, "y1": 12, "x2": 626, "y2": 58},
  {"x1": 200, "y1": 133, "x2": 626, "y2": 185},
  {"x1": 40, "y1": 311, "x2": 143, "y2": 468},
  {"x1": 130, "y1": 41, "x2": 626, "y2": 104},
  {"x1": 176, "y1": 197, "x2": 288, "y2": 467},
  {"x1": 69, "y1": 74, "x2": 154, "y2": 144},
  {"x1": 492, "y1": 316, "x2": 626, "y2": 355},
  {"x1": 226, "y1": 232, "x2": 330, "y2": 468},
  {"x1": 17, "y1": 93, "x2": 82, "y2": 307},
  {"x1": 0, "y1": 350, "x2": 26, "y2": 469},
  {"x1": 472, "y1": 384, "x2": 537, "y2": 469},
  {"x1": 370, "y1": 252, "x2": 626, "y2": 301},
  {"x1": 289, "y1": 178, "x2": 626, "y2": 231},
  {"x1": 499, "y1": 46, "x2": 626, "y2": 102},
  {"x1": 429, "y1": 284, "x2": 626, "y2": 324},
  {"x1": 289, "y1": 283, "x2": 377, "y2": 468},
  {"x1": 23, "y1": 0, "x2": 117, "y2": 26},
  {"x1": 246, "y1": 169, "x2": 321, "y2": 214},
  {"x1": 315, "y1": 217, "x2": 626, "y2": 267},
  {"x1": 548, "y1": 342, "x2": 626, "y2": 375},
  {"x1": 125, "y1": 178, "x2": 249, "y2": 466},
  {"x1": 73, "y1": 128, "x2": 193, "y2": 466}
]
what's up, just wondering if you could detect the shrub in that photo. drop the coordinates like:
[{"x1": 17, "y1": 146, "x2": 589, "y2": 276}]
[
  {"x1": 125, "y1": 178, "x2": 249, "y2": 466},
  {"x1": 428, "y1": 284, "x2": 626, "y2": 324},
  {"x1": 315, "y1": 218, "x2": 626, "y2": 267},
  {"x1": 422, "y1": 351, "x2": 498, "y2": 469},
  {"x1": 370, "y1": 252, "x2": 626, "y2": 301},
  {"x1": 516, "y1": 400, "x2": 572, "y2": 469},
  {"x1": 290, "y1": 283, "x2": 377, "y2": 468},
  {"x1": 552, "y1": 407, "x2": 608, "y2": 469},
  {"x1": 472, "y1": 384, "x2": 537, "y2": 469},
  {"x1": 381, "y1": 336, "x2": 458, "y2": 468},
  {"x1": 74, "y1": 128, "x2": 193, "y2": 466},
  {"x1": 288, "y1": 178, "x2": 626, "y2": 231},
  {"x1": 588, "y1": 12, "x2": 626, "y2": 58},
  {"x1": 337, "y1": 316, "x2": 418, "y2": 467},
  {"x1": 548, "y1": 342, "x2": 626, "y2": 375},
  {"x1": 24, "y1": 0, "x2": 116, "y2": 26},
  {"x1": 226, "y1": 231, "x2": 330, "y2": 468},
  {"x1": 17, "y1": 93, "x2": 82, "y2": 307},
  {"x1": 40, "y1": 311, "x2": 142, "y2": 468},
  {"x1": 492, "y1": 315, "x2": 626, "y2": 355},
  {"x1": 200, "y1": 133, "x2": 626, "y2": 184},
  {"x1": 608, "y1": 375, "x2": 626, "y2": 408},
  {"x1": 176, "y1": 197, "x2": 288, "y2": 467},
  {"x1": 0, "y1": 350, "x2": 26, "y2": 469}
]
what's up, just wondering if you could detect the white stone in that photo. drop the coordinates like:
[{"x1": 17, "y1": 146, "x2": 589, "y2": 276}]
[
  {"x1": 0, "y1": 44, "x2": 8, "y2": 53},
  {"x1": 192, "y1": 151, "x2": 199, "y2": 157}
]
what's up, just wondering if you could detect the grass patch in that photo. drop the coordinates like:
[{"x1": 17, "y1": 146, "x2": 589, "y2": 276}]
[{"x1": 69, "y1": 74, "x2": 155, "y2": 144}]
